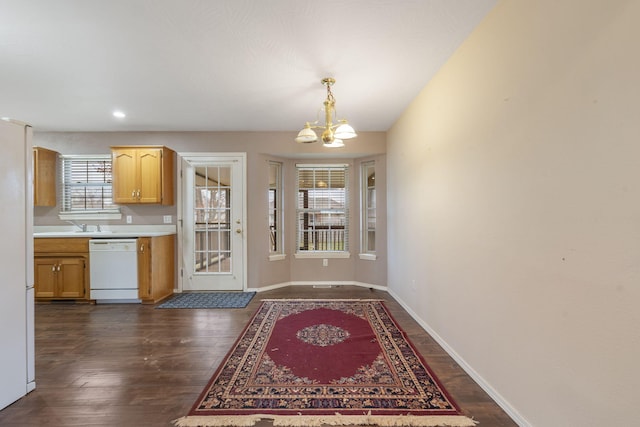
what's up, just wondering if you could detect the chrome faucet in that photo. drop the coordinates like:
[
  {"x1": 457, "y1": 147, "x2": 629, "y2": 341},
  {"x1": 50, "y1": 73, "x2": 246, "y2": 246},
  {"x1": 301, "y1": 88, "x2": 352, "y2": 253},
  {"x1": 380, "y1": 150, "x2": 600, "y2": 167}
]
[{"x1": 66, "y1": 220, "x2": 87, "y2": 232}]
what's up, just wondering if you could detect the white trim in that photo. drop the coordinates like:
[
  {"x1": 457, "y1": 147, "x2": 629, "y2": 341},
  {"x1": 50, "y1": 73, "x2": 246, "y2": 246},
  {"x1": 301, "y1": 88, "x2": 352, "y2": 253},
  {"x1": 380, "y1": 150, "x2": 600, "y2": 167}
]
[
  {"x1": 246, "y1": 282, "x2": 291, "y2": 293},
  {"x1": 268, "y1": 160, "x2": 285, "y2": 259},
  {"x1": 59, "y1": 153, "x2": 110, "y2": 160},
  {"x1": 386, "y1": 288, "x2": 529, "y2": 427},
  {"x1": 294, "y1": 252, "x2": 351, "y2": 259},
  {"x1": 177, "y1": 152, "x2": 248, "y2": 292},
  {"x1": 360, "y1": 160, "x2": 376, "y2": 256},
  {"x1": 246, "y1": 281, "x2": 387, "y2": 293},
  {"x1": 290, "y1": 280, "x2": 357, "y2": 287},
  {"x1": 34, "y1": 224, "x2": 176, "y2": 234},
  {"x1": 58, "y1": 211, "x2": 122, "y2": 221},
  {"x1": 176, "y1": 155, "x2": 185, "y2": 293},
  {"x1": 296, "y1": 163, "x2": 349, "y2": 168},
  {"x1": 178, "y1": 151, "x2": 247, "y2": 164},
  {"x1": 358, "y1": 253, "x2": 377, "y2": 261}
]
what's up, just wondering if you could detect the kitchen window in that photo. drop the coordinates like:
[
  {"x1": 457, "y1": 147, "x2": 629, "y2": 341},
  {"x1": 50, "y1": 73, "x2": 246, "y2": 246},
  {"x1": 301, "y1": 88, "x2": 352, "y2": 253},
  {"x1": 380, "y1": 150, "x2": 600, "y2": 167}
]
[
  {"x1": 295, "y1": 164, "x2": 349, "y2": 258},
  {"x1": 59, "y1": 155, "x2": 121, "y2": 220}
]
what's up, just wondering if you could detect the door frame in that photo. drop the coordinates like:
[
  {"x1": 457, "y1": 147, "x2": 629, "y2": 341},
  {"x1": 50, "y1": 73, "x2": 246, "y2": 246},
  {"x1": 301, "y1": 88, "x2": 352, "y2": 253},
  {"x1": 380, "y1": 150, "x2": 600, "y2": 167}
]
[{"x1": 176, "y1": 152, "x2": 247, "y2": 292}]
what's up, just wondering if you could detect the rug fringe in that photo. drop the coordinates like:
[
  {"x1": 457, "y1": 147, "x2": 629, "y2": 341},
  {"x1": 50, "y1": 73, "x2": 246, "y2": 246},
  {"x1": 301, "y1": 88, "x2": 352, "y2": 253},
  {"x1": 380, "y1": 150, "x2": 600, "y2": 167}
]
[
  {"x1": 172, "y1": 414, "x2": 478, "y2": 427},
  {"x1": 173, "y1": 415, "x2": 263, "y2": 427}
]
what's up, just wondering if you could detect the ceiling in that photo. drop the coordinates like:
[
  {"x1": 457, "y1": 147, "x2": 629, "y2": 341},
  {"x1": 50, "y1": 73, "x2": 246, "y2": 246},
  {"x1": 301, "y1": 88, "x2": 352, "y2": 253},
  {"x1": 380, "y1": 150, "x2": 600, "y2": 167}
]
[{"x1": 0, "y1": 0, "x2": 496, "y2": 133}]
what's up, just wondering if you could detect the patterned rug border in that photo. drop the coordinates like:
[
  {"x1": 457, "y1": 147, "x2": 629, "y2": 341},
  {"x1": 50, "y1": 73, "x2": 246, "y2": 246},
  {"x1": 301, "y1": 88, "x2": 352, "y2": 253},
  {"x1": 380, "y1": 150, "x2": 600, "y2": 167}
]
[{"x1": 175, "y1": 299, "x2": 476, "y2": 427}]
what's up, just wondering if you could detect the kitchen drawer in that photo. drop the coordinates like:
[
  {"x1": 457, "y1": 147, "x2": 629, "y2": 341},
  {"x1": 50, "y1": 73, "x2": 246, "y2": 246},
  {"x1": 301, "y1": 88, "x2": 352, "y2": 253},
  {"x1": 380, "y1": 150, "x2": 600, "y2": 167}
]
[{"x1": 34, "y1": 238, "x2": 90, "y2": 253}]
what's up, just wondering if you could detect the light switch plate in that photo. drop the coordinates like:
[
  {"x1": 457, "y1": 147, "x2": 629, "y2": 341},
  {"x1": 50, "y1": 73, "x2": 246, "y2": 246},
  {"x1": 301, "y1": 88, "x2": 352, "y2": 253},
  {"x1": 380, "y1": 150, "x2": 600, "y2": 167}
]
[{"x1": 126, "y1": 215, "x2": 132, "y2": 224}]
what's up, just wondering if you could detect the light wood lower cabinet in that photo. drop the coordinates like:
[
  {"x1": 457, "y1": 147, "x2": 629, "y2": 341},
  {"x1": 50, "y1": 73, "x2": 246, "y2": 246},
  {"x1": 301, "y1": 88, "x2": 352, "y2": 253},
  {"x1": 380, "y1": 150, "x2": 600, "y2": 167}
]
[
  {"x1": 34, "y1": 238, "x2": 89, "y2": 301},
  {"x1": 34, "y1": 257, "x2": 86, "y2": 299},
  {"x1": 34, "y1": 235, "x2": 175, "y2": 303},
  {"x1": 137, "y1": 235, "x2": 175, "y2": 304}
]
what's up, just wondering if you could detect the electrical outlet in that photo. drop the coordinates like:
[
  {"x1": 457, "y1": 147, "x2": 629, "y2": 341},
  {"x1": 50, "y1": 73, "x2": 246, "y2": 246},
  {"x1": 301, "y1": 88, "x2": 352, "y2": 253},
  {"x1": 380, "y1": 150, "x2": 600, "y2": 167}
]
[
  {"x1": 323, "y1": 259, "x2": 328, "y2": 267},
  {"x1": 126, "y1": 215, "x2": 132, "y2": 224},
  {"x1": 163, "y1": 215, "x2": 172, "y2": 224}
]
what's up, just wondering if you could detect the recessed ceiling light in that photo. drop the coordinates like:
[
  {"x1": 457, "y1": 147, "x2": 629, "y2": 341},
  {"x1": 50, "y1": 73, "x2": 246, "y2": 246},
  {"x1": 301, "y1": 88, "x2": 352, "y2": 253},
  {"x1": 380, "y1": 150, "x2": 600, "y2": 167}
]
[{"x1": 113, "y1": 110, "x2": 126, "y2": 119}]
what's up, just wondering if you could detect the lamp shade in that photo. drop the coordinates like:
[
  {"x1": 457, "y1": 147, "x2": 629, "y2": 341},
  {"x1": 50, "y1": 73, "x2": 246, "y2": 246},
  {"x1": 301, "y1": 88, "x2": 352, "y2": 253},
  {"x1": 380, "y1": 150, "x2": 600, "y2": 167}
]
[
  {"x1": 323, "y1": 138, "x2": 344, "y2": 148},
  {"x1": 295, "y1": 126, "x2": 318, "y2": 143},
  {"x1": 334, "y1": 122, "x2": 357, "y2": 140}
]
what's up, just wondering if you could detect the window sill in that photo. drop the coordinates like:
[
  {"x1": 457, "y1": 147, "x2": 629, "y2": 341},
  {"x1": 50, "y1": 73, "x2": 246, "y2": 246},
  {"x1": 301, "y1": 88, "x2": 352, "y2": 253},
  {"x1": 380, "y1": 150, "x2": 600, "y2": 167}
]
[
  {"x1": 294, "y1": 252, "x2": 351, "y2": 259},
  {"x1": 59, "y1": 210, "x2": 122, "y2": 221},
  {"x1": 359, "y1": 253, "x2": 377, "y2": 261},
  {"x1": 268, "y1": 254, "x2": 286, "y2": 261}
]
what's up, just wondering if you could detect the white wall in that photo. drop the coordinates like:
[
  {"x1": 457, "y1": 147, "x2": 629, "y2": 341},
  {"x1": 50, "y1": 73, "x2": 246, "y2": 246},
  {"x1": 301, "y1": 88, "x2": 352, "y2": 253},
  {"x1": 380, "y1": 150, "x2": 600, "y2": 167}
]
[{"x1": 387, "y1": 1, "x2": 640, "y2": 426}]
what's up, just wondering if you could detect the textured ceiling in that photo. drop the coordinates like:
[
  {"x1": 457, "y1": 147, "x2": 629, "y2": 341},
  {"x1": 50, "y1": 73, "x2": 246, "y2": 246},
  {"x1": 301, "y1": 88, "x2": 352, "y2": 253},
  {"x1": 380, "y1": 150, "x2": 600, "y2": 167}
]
[{"x1": 0, "y1": 0, "x2": 496, "y2": 132}]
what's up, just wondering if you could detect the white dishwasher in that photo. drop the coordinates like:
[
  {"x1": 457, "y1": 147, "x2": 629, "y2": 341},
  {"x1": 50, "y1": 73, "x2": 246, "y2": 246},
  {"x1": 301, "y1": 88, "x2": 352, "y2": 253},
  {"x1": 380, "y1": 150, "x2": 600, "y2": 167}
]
[{"x1": 89, "y1": 239, "x2": 139, "y2": 303}]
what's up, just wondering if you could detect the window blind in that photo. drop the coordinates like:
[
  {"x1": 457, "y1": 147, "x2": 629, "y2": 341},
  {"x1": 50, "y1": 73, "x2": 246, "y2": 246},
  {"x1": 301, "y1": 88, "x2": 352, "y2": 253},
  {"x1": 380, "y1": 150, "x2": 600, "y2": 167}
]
[
  {"x1": 296, "y1": 165, "x2": 349, "y2": 252},
  {"x1": 60, "y1": 155, "x2": 115, "y2": 211}
]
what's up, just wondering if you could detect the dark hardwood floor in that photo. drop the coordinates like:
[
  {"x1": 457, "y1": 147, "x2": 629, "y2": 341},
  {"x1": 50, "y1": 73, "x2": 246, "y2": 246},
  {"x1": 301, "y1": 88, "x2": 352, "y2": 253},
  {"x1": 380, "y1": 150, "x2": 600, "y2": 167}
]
[{"x1": 0, "y1": 286, "x2": 517, "y2": 426}]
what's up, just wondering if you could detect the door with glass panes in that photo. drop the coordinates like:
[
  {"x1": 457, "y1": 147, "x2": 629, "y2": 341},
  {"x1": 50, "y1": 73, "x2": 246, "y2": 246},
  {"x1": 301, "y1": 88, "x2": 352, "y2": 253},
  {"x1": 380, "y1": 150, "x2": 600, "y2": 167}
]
[{"x1": 181, "y1": 154, "x2": 245, "y2": 291}]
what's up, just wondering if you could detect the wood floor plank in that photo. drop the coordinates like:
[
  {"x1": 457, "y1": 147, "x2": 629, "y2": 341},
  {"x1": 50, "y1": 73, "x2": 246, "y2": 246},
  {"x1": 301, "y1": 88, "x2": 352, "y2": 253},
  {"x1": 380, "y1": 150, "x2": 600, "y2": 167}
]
[{"x1": 0, "y1": 286, "x2": 517, "y2": 426}]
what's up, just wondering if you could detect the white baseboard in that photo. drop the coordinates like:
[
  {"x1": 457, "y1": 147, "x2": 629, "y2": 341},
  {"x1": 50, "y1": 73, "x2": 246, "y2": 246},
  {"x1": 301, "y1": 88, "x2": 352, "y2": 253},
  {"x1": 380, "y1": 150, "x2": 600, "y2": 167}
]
[
  {"x1": 246, "y1": 282, "x2": 291, "y2": 293},
  {"x1": 386, "y1": 288, "x2": 531, "y2": 427},
  {"x1": 247, "y1": 281, "x2": 387, "y2": 293}
]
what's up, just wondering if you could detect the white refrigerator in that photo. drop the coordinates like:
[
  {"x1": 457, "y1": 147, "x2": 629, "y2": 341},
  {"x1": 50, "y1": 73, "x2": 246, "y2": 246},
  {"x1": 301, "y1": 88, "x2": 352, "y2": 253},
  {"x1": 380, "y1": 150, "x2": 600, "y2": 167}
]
[{"x1": 0, "y1": 119, "x2": 35, "y2": 410}]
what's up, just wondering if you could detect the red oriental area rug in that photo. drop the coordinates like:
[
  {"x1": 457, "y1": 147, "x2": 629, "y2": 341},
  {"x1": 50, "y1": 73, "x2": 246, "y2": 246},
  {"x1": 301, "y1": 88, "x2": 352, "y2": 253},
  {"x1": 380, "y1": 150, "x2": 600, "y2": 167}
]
[{"x1": 173, "y1": 299, "x2": 477, "y2": 427}]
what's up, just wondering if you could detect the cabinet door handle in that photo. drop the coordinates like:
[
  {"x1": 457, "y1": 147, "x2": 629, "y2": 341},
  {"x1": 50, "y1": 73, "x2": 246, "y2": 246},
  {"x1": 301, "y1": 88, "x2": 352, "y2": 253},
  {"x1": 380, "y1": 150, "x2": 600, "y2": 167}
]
[
  {"x1": 57, "y1": 264, "x2": 61, "y2": 271},
  {"x1": 131, "y1": 190, "x2": 136, "y2": 198},
  {"x1": 140, "y1": 243, "x2": 145, "y2": 252},
  {"x1": 137, "y1": 189, "x2": 141, "y2": 199},
  {"x1": 51, "y1": 265, "x2": 56, "y2": 272}
]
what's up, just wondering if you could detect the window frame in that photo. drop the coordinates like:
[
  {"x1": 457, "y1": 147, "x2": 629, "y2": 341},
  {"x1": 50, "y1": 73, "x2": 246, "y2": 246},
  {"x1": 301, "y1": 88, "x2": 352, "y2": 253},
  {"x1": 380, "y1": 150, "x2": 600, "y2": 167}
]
[
  {"x1": 294, "y1": 163, "x2": 350, "y2": 259},
  {"x1": 359, "y1": 160, "x2": 377, "y2": 260},
  {"x1": 58, "y1": 154, "x2": 121, "y2": 221},
  {"x1": 268, "y1": 161, "x2": 285, "y2": 261}
]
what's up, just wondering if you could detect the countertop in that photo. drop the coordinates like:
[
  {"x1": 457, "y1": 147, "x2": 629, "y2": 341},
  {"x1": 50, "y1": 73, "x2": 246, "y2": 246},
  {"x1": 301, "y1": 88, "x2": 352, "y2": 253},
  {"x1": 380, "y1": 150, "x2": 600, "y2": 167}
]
[{"x1": 33, "y1": 225, "x2": 177, "y2": 238}]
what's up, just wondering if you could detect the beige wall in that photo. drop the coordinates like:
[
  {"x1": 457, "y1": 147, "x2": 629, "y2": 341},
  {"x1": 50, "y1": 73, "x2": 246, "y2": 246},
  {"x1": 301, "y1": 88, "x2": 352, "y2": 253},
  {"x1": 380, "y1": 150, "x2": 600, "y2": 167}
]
[
  {"x1": 33, "y1": 131, "x2": 387, "y2": 290},
  {"x1": 387, "y1": 1, "x2": 640, "y2": 426}
]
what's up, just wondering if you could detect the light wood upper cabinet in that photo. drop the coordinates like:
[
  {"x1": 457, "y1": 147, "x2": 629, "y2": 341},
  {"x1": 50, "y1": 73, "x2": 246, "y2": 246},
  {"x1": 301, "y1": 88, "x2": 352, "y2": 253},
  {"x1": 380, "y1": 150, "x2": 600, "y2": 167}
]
[
  {"x1": 33, "y1": 147, "x2": 58, "y2": 206},
  {"x1": 111, "y1": 146, "x2": 175, "y2": 205}
]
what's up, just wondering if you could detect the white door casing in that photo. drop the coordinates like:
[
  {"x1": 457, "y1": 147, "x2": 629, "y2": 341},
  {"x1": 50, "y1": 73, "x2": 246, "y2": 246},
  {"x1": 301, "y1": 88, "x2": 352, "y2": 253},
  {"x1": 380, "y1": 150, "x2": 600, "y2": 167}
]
[{"x1": 179, "y1": 153, "x2": 246, "y2": 291}]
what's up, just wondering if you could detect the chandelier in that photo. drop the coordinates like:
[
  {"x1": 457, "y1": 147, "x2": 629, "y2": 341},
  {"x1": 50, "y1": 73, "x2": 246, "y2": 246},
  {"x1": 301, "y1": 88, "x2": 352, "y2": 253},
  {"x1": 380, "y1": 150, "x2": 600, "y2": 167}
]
[{"x1": 295, "y1": 77, "x2": 357, "y2": 148}]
